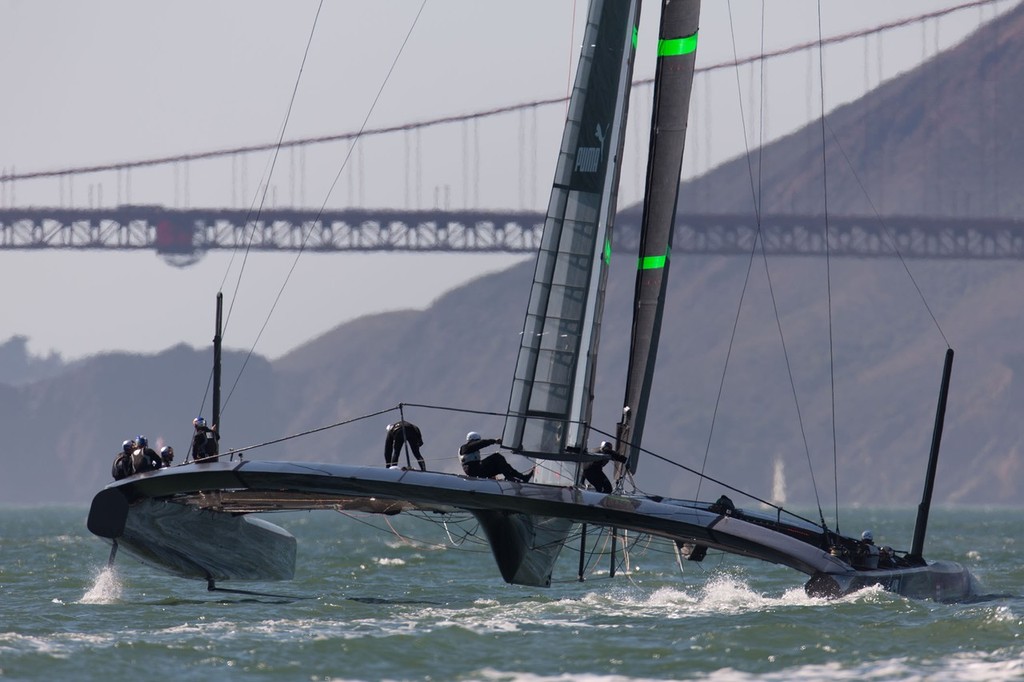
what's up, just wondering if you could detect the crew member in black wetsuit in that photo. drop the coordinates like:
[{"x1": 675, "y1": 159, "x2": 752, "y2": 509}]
[
  {"x1": 111, "y1": 439, "x2": 135, "y2": 480},
  {"x1": 581, "y1": 441, "x2": 628, "y2": 494},
  {"x1": 192, "y1": 416, "x2": 220, "y2": 462},
  {"x1": 384, "y1": 421, "x2": 427, "y2": 471},
  {"x1": 131, "y1": 435, "x2": 162, "y2": 473},
  {"x1": 458, "y1": 432, "x2": 532, "y2": 482}
]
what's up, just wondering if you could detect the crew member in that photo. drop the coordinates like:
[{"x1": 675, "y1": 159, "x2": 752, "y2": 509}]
[
  {"x1": 384, "y1": 421, "x2": 427, "y2": 471},
  {"x1": 192, "y1": 416, "x2": 220, "y2": 462},
  {"x1": 131, "y1": 435, "x2": 162, "y2": 473},
  {"x1": 458, "y1": 432, "x2": 532, "y2": 482},
  {"x1": 111, "y1": 439, "x2": 135, "y2": 480},
  {"x1": 581, "y1": 441, "x2": 627, "y2": 494},
  {"x1": 857, "y1": 529, "x2": 881, "y2": 569}
]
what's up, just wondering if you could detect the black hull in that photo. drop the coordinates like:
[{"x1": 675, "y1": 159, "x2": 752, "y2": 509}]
[
  {"x1": 87, "y1": 460, "x2": 977, "y2": 601},
  {"x1": 806, "y1": 560, "x2": 978, "y2": 602}
]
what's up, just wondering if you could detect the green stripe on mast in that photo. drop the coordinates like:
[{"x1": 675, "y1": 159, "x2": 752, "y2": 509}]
[
  {"x1": 638, "y1": 250, "x2": 669, "y2": 270},
  {"x1": 657, "y1": 32, "x2": 697, "y2": 57}
]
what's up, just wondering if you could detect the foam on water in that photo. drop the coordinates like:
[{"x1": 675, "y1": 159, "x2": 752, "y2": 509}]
[
  {"x1": 565, "y1": 573, "x2": 826, "y2": 618},
  {"x1": 695, "y1": 652, "x2": 1024, "y2": 682},
  {"x1": 79, "y1": 566, "x2": 123, "y2": 604},
  {"x1": 447, "y1": 652, "x2": 1024, "y2": 682}
]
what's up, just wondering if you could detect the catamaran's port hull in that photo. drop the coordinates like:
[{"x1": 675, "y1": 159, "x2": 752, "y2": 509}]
[
  {"x1": 88, "y1": 488, "x2": 296, "y2": 581},
  {"x1": 87, "y1": 460, "x2": 976, "y2": 601}
]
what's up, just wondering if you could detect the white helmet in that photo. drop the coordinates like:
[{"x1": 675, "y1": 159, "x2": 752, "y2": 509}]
[
  {"x1": 861, "y1": 530, "x2": 873, "y2": 542},
  {"x1": 386, "y1": 423, "x2": 394, "y2": 432},
  {"x1": 466, "y1": 431, "x2": 481, "y2": 442}
]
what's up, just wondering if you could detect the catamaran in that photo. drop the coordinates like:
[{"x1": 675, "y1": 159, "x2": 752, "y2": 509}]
[{"x1": 87, "y1": 0, "x2": 977, "y2": 602}]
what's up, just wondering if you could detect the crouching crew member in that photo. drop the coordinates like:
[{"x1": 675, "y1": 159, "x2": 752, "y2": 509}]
[{"x1": 458, "y1": 432, "x2": 532, "y2": 483}]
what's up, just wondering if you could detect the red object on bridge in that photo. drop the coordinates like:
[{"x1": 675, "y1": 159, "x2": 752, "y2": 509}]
[{"x1": 155, "y1": 219, "x2": 195, "y2": 254}]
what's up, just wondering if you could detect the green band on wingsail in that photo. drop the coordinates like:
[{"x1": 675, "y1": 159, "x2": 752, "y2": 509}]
[
  {"x1": 632, "y1": 26, "x2": 638, "y2": 50},
  {"x1": 658, "y1": 32, "x2": 698, "y2": 57},
  {"x1": 603, "y1": 238, "x2": 612, "y2": 264},
  {"x1": 639, "y1": 251, "x2": 669, "y2": 270}
]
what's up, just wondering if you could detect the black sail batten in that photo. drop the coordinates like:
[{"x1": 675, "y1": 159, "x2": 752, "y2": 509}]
[
  {"x1": 504, "y1": 0, "x2": 641, "y2": 486},
  {"x1": 616, "y1": 1, "x2": 701, "y2": 477}
]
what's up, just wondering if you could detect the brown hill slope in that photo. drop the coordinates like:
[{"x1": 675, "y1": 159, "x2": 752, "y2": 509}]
[{"x1": 681, "y1": 1, "x2": 1024, "y2": 217}]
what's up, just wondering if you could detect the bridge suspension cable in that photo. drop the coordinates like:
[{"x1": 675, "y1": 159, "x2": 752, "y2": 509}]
[{"x1": 0, "y1": 0, "x2": 1002, "y2": 185}]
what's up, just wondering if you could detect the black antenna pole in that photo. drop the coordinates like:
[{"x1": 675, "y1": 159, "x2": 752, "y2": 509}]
[
  {"x1": 212, "y1": 292, "x2": 223, "y2": 443},
  {"x1": 909, "y1": 348, "x2": 954, "y2": 563}
]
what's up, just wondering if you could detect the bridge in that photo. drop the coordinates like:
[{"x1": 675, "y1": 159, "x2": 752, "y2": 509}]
[
  {"x1": 3, "y1": 207, "x2": 1021, "y2": 263},
  {"x1": 1, "y1": 0, "x2": 1017, "y2": 263}
]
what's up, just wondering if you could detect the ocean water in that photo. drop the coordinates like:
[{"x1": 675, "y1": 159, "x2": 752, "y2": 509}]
[{"x1": 1, "y1": 506, "x2": 1021, "y2": 681}]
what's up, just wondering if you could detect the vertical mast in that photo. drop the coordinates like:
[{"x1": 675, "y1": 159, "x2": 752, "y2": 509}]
[
  {"x1": 213, "y1": 292, "x2": 223, "y2": 437},
  {"x1": 909, "y1": 348, "x2": 954, "y2": 563},
  {"x1": 616, "y1": 0, "x2": 701, "y2": 477},
  {"x1": 504, "y1": 0, "x2": 641, "y2": 485}
]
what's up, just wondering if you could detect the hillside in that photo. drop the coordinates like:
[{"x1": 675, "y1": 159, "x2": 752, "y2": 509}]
[{"x1": 680, "y1": 2, "x2": 1024, "y2": 218}]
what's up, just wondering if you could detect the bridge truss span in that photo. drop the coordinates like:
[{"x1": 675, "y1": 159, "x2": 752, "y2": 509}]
[
  {"x1": 194, "y1": 209, "x2": 546, "y2": 254},
  {"x1": 673, "y1": 214, "x2": 1024, "y2": 260},
  {"x1": 0, "y1": 207, "x2": 547, "y2": 264},
  {"x1": 2, "y1": 207, "x2": 1024, "y2": 264}
]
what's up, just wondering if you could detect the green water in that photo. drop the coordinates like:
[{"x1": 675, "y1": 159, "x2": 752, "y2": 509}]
[{"x1": 1, "y1": 506, "x2": 1021, "y2": 681}]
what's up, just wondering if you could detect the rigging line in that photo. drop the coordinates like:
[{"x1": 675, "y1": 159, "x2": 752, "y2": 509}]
[
  {"x1": 579, "y1": 527, "x2": 649, "y2": 582},
  {"x1": 752, "y1": 1, "x2": 824, "y2": 524},
  {"x1": 222, "y1": 0, "x2": 327, "y2": 328},
  {"x1": 824, "y1": 120, "x2": 951, "y2": 349},
  {"x1": 634, "y1": 437, "x2": 822, "y2": 529},
  {"x1": 336, "y1": 509, "x2": 486, "y2": 552},
  {"x1": 696, "y1": 0, "x2": 765, "y2": 501},
  {"x1": 222, "y1": 0, "x2": 429, "y2": 412},
  {"x1": 756, "y1": 245, "x2": 821, "y2": 517},
  {"x1": 220, "y1": 404, "x2": 399, "y2": 455},
  {"x1": 756, "y1": 1, "x2": 765, "y2": 217},
  {"x1": 816, "y1": 0, "x2": 840, "y2": 535},
  {"x1": 565, "y1": 0, "x2": 577, "y2": 117},
  {"x1": 399, "y1": 401, "x2": 513, "y2": 420},
  {"x1": 210, "y1": 0, "x2": 326, "y2": 420}
]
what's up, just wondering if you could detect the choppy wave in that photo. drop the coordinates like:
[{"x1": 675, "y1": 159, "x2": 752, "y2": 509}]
[{"x1": 3, "y1": 507, "x2": 1023, "y2": 681}]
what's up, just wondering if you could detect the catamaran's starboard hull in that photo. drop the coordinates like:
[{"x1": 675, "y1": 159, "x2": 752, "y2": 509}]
[{"x1": 805, "y1": 560, "x2": 978, "y2": 602}]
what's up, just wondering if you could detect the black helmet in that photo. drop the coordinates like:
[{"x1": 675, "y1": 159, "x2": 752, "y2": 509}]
[{"x1": 122, "y1": 439, "x2": 133, "y2": 454}]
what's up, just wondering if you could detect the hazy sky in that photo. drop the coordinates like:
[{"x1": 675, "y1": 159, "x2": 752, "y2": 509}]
[{"x1": 0, "y1": 0, "x2": 1010, "y2": 361}]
